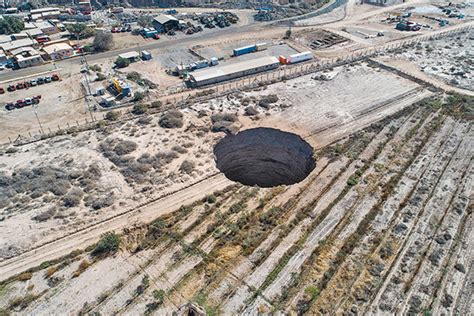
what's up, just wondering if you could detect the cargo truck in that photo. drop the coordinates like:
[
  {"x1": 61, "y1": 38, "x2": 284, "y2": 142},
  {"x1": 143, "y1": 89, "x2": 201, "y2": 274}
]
[
  {"x1": 256, "y1": 42, "x2": 269, "y2": 51},
  {"x1": 287, "y1": 51, "x2": 313, "y2": 64},
  {"x1": 233, "y1": 45, "x2": 257, "y2": 57}
]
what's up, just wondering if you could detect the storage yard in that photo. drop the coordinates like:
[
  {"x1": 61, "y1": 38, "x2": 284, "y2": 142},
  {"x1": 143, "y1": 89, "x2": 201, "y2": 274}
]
[{"x1": 0, "y1": 0, "x2": 473, "y2": 314}]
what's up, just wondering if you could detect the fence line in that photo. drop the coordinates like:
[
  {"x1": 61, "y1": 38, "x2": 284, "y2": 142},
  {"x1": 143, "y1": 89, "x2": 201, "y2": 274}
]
[{"x1": 5, "y1": 24, "x2": 471, "y2": 147}]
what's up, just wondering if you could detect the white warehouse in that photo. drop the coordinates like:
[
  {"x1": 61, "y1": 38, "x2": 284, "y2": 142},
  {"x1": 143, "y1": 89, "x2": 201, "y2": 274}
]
[{"x1": 189, "y1": 56, "x2": 280, "y2": 87}]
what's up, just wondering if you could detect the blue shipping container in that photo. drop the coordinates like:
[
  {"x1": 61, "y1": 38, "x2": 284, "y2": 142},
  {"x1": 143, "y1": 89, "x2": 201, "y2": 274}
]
[
  {"x1": 233, "y1": 45, "x2": 257, "y2": 56},
  {"x1": 144, "y1": 30, "x2": 158, "y2": 38}
]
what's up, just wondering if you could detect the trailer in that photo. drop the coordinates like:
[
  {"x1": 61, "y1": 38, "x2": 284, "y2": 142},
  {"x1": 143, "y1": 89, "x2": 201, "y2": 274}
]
[
  {"x1": 256, "y1": 42, "x2": 269, "y2": 51},
  {"x1": 287, "y1": 51, "x2": 313, "y2": 64},
  {"x1": 233, "y1": 45, "x2": 257, "y2": 57}
]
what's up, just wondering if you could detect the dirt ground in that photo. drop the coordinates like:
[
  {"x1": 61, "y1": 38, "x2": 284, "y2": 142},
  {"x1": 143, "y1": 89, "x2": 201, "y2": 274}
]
[
  {"x1": 390, "y1": 28, "x2": 473, "y2": 90},
  {"x1": 0, "y1": 1, "x2": 473, "y2": 314},
  {"x1": 0, "y1": 86, "x2": 471, "y2": 315}
]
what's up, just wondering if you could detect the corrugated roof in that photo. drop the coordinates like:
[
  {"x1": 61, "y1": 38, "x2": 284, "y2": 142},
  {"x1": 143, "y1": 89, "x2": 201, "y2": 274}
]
[
  {"x1": 30, "y1": 7, "x2": 59, "y2": 14},
  {"x1": 11, "y1": 46, "x2": 39, "y2": 56},
  {"x1": 0, "y1": 38, "x2": 36, "y2": 52},
  {"x1": 192, "y1": 56, "x2": 279, "y2": 82},
  {"x1": 153, "y1": 14, "x2": 178, "y2": 25}
]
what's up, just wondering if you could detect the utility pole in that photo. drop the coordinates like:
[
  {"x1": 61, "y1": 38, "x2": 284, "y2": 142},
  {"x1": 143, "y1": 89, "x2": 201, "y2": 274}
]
[
  {"x1": 82, "y1": 71, "x2": 95, "y2": 122},
  {"x1": 33, "y1": 104, "x2": 44, "y2": 134}
]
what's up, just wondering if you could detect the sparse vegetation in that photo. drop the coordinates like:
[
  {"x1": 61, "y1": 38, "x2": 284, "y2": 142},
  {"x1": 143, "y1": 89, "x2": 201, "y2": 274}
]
[
  {"x1": 180, "y1": 160, "x2": 195, "y2": 174},
  {"x1": 92, "y1": 31, "x2": 113, "y2": 52},
  {"x1": 258, "y1": 94, "x2": 279, "y2": 109},
  {"x1": 159, "y1": 110, "x2": 184, "y2": 128},
  {"x1": 105, "y1": 110, "x2": 121, "y2": 121},
  {"x1": 92, "y1": 232, "x2": 121, "y2": 257},
  {"x1": 132, "y1": 103, "x2": 148, "y2": 115},
  {"x1": 115, "y1": 56, "x2": 130, "y2": 68}
]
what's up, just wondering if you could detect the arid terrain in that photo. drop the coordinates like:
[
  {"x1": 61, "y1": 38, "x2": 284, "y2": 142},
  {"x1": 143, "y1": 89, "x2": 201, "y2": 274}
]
[{"x1": 0, "y1": 0, "x2": 473, "y2": 315}]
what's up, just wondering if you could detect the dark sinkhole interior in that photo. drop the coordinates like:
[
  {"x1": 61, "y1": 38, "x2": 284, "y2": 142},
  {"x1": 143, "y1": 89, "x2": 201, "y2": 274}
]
[{"x1": 213, "y1": 128, "x2": 316, "y2": 188}]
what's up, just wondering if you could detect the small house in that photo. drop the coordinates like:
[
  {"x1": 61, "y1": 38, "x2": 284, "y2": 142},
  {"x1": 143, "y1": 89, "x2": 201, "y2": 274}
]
[{"x1": 42, "y1": 42, "x2": 74, "y2": 60}]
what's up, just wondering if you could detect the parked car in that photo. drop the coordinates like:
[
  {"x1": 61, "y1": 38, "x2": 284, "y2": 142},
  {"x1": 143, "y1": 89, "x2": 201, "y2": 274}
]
[
  {"x1": 24, "y1": 98, "x2": 33, "y2": 105},
  {"x1": 15, "y1": 99, "x2": 26, "y2": 108},
  {"x1": 30, "y1": 79, "x2": 37, "y2": 86},
  {"x1": 7, "y1": 85, "x2": 16, "y2": 92},
  {"x1": 5, "y1": 102, "x2": 15, "y2": 110},
  {"x1": 16, "y1": 82, "x2": 25, "y2": 89},
  {"x1": 0, "y1": 87, "x2": 4, "y2": 94},
  {"x1": 51, "y1": 74, "x2": 60, "y2": 81},
  {"x1": 44, "y1": 76, "x2": 52, "y2": 83},
  {"x1": 153, "y1": 34, "x2": 160, "y2": 40},
  {"x1": 37, "y1": 77, "x2": 45, "y2": 85}
]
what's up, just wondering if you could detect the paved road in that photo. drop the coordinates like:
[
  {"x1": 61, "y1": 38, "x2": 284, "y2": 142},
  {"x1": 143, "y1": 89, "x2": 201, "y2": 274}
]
[{"x1": 0, "y1": 22, "x2": 271, "y2": 83}]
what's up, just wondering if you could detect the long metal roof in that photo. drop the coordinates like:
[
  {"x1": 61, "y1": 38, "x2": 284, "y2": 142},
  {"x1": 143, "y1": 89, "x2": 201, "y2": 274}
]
[
  {"x1": 153, "y1": 14, "x2": 178, "y2": 25},
  {"x1": 191, "y1": 56, "x2": 279, "y2": 83}
]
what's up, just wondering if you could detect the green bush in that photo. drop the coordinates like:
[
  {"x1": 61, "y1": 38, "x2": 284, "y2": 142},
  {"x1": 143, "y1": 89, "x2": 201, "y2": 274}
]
[
  {"x1": 206, "y1": 194, "x2": 216, "y2": 204},
  {"x1": 95, "y1": 72, "x2": 106, "y2": 81},
  {"x1": 132, "y1": 103, "x2": 148, "y2": 115},
  {"x1": 115, "y1": 57, "x2": 130, "y2": 68},
  {"x1": 0, "y1": 16, "x2": 24, "y2": 35},
  {"x1": 92, "y1": 232, "x2": 121, "y2": 256},
  {"x1": 105, "y1": 111, "x2": 121, "y2": 121},
  {"x1": 150, "y1": 100, "x2": 162, "y2": 109},
  {"x1": 127, "y1": 71, "x2": 142, "y2": 82},
  {"x1": 133, "y1": 92, "x2": 146, "y2": 102},
  {"x1": 152, "y1": 289, "x2": 165, "y2": 304},
  {"x1": 347, "y1": 175, "x2": 359, "y2": 186},
  {"x1": 304, "y1": 285, "x2": 320, "y2": 300}
]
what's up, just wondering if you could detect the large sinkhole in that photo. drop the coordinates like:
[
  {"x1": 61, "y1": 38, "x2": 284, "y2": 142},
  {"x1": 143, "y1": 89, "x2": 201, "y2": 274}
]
[{"x1": 214, "y1": 128, "x2": 316, "y2": 188}]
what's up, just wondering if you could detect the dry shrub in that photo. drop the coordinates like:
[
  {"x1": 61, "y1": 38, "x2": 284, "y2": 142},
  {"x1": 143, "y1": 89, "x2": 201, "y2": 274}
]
[
  {"x1": 258, "y1": 94, "x2": 279, "y2": 108},
  {"x1": 17, "y1": 272, "x2": 33, "y2": 282},
  {"x1": 179, "y1": 160, "x2": 195, "y2": 174},
  {"x1": 45, "y1": 266, "x2": 58, "y2": 279},
  {"x1": 32, "y1": 206, "x2": 57, "y2": 222},
  {"x1": 114, "y1": 140, "x2": 138, "y2": 156},
  {"x1": 63, "y1": 188, "x2": 84, "y2": 207},
  {"x1": 159, "y1": 110, "x2": 183, "y2": 128}
]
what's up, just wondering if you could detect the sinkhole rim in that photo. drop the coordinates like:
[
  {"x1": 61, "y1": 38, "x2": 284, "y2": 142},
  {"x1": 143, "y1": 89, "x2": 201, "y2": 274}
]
[{"x1": 213, "y1": 127, "x2": 316, "y2": 188}]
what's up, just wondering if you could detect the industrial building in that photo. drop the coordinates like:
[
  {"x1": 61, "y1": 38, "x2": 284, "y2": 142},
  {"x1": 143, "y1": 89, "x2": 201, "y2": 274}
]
[
  {"x1": 189, "y1": 56, "x2": 280, "y2": 87},
  {"x1": 152, "y1": 14, "x2": 179, "y2": 33}
]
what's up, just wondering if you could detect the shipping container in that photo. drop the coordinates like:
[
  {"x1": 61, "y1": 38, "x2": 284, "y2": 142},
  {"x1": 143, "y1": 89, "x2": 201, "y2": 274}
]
[
  {"x1": 256, "y1": 42, "x2": 269, "y2": 51},
  {"x1": 279, "y1": 55, "x2": 287, "y2": 65},
  {"x1": 233, "y1": 45, "x2": 257, "y2": 56},
  {"x1": 141, "y1": 51, "x2": 152, "y2": 60},
  {"x1": 195, "y1": 60, "x2": 209, "y2": 69},
  {"x1": 287, "y1": 51, "x2": 313, "y2": 64},
  {"x1": 143, "y1": 30, "x2": 158, "y2": 38},
  {"x1": 209, "y1": 57, "x2": 219, "y2": 66}
]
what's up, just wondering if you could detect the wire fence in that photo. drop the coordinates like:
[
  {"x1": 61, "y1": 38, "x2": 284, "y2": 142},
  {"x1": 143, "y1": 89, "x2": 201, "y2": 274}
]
[{"x1": 5, "y1": 24, "x2": 472, "y2": 147}]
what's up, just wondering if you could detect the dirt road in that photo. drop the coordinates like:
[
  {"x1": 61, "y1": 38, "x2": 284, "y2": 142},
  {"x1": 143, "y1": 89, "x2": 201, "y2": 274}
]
[{"x1": 0, "y1": 173, "x2": 232, "y2": 282}]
